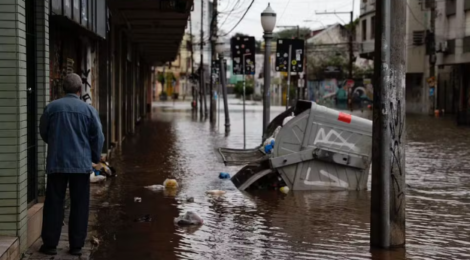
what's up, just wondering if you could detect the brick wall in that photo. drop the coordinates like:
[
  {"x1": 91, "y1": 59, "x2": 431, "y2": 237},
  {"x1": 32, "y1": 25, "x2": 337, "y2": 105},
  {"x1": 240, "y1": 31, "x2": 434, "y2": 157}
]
[
  {"x1": 35, "y1": 0, "x2": 49, "y2": 196},
  {"x1": 0, "y1": 0, "x2": 29, "y2": 252}
]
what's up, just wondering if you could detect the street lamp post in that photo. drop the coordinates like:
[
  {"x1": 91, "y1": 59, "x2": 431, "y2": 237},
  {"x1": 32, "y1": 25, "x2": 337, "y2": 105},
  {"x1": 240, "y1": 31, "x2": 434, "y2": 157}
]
[
  {"x1": 261, "y1": 3, "x2": 276, "y2": 137},
  {"x1": 215, "y1": 40, "x2": 231, "y2": 133}
]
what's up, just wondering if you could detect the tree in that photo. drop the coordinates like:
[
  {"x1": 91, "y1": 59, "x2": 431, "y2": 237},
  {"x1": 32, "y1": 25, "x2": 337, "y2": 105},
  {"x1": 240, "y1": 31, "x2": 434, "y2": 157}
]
[
  {"x1": 234, "y1": 79, "x2": 255, "y2": 97},
  {"x1": 307, "y1": 50, "x2": 373, "y2": 80},
  {"x1": 273, "y1": 27, "x2": 311, "y2": 39}
]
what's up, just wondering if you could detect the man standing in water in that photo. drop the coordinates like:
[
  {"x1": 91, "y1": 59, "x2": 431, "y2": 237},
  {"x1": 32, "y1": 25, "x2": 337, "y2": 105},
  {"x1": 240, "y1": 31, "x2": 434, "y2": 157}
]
[{"x1": 39, "y1": 73, "x2": 104, "y2": 256}]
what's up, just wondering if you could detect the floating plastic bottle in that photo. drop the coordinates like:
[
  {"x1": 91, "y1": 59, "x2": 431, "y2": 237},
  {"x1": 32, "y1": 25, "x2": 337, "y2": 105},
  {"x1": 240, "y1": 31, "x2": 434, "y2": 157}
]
[
  {"x1": 280, "y1": 186, "x2": 290, "y2": 194},
  {"x1": 219, "y1": 172, "x2": 230, "y2": 179},
  {"x1": 164, "y1": 179, "x2": 179, "y2": 189}
]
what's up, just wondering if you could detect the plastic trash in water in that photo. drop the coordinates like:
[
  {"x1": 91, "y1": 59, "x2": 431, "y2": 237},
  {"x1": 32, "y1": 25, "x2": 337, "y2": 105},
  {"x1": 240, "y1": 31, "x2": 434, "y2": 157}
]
[
  {"x1": 90, "y1": 173, "x2": 106, "y2": 183},
  {"x1": 135, "y1": 214, "x2": 152, "y2": 223},
  {"x1": 134, "y1": 197, "x2": 142, "y2": 203},
  {"x1": 206, "y1": 190, "x2": 226, "y2": 195},
  {"x1": 174, "y1": 211, "x2": 204, "y2": 226},
  {"x1": 164, "y1": 188, "x2": 177, "y2": 197},
  {"x1": 264, "y1": 144, "x2": 273, "y2": 154},
  {"x1": 145, "y1": 184, "x2": 165, "y2": 191},
  {"x1": 263, "y1": 137, "x2": 275, "y2": 147},
  {"x1": 91, "y1": 236, "x2": 100, "y2": 246},
  {"x1": 282, "y1": 113, "x2": 295, "y2": 126},
  {"x1": 219, "y1": 172, "x2": 231, "y2": 179},
  {"x1": 164, "y1": 179, "x2": 179, "y2": 189},
  {"x1": 186, "y1": 197, "x2": 195, "y2": 203},
  {"x1": 280, "y1": 186, "x2": 290, "y2": 194}
]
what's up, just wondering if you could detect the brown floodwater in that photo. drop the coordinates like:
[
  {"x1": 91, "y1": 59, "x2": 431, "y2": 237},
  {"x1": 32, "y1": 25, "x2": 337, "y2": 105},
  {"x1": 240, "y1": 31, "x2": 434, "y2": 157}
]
[{"x1": 91, "y1": 100, "x2": 470, "y2": 260}]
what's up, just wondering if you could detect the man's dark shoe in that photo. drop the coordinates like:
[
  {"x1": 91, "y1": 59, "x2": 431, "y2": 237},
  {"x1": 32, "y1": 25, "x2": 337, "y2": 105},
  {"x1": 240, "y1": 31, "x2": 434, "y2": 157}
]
[
  {"x1": 69, "y1": 247, "x2": 82, "y2": 256},
  {"x1": 39, "y1": 245, "x2": 57, "y2": 255}
]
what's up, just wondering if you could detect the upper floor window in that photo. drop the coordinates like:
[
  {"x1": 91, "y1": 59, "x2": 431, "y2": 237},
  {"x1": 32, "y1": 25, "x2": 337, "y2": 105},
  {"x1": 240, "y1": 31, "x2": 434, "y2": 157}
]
[
  {"x1": 362, "y1": 19, "x2": 367, "y2": 41},
  {"x1": 371, "y1": 16, "x2": 375, "y2": 40},
  {"x1": 446, "y1": 0, "x2": 456, "y2": 16},
  {"x1": 465, "y1": 0, "x2": 470, "y2": 11}
]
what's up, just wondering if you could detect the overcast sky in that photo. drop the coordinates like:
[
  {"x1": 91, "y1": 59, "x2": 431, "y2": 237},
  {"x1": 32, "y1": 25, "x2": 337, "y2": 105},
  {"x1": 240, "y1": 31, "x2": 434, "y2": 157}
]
[{"x1": 218, "y1": 0, "x2": 361, "y2": 40}]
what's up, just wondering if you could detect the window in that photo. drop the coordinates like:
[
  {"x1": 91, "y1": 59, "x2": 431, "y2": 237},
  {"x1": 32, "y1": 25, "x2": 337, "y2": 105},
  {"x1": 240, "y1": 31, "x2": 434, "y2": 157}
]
[
  {"x1": 362, "y1": 19, "x2": 367, "y2": 41},
  {"x1": 446, "y1": 0, "x2": 456, "y2": 16},
  {"x1": 371, "y1": 16, "x2": 375, "y2": 40},
  {"x1": 466, "y1": 0, "x2": 470, "y2": 11},
  {"x1": 413, "y1": 30, "x2": 425, "y2": 45},
  {"x1": 464, "y1": 37, "x2": 470, "y2": 53},
  {"x1": 447, "y1": 39, "x2": 456, "y2": 54}
]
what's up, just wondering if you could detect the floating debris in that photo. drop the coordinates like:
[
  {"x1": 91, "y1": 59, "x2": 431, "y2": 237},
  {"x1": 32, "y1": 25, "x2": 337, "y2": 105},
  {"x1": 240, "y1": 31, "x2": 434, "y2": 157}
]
[
  {"x1": 135, "y1": 214, "x2": 152, "y2": 223},
  {"x1": 134, "y1": 197, "x2": 142, "y2": 203},
  {"x1": 280, "y1": 186, "x2": 290, "y2": 194},
  {"x1": 206, "y1": 190, "x2": 226, "y2": 195},
  {"x1": 219, "y1": 172, "x2": 230, "y2": 179},
  {"x1": 164, "y1": 179, "x2": 179, "y2": 189},
  {"x1": 90, "y1": 173, "x2": 106, "y2": 183},
  {"x1": 91, "y1": 236, "x2": 100, "y2": 246},
  {"x1": 145, "y1": 184, "x2": 165, "y2": 191},
  {"x1": 186, "y1": 197, "x2": 195, "y2": 203},
  {"x1": 174, "y1": 211, "x2": 203, "y2": 226}
]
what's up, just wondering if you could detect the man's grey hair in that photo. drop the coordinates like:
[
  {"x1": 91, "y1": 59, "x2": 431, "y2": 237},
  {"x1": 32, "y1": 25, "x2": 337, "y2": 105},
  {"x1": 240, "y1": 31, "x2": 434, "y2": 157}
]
[{"x1": 63, "y1": 73, "x2": 82, "y2": 94}]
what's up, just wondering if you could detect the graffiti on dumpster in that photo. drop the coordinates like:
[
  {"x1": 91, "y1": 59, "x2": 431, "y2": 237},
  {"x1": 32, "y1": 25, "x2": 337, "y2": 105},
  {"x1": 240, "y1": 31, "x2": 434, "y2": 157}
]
[
  {"x1": 314, "y1": 128, "x2": 359, "y2": 152},
  {"x1": 303, "y1": 167, "x2": 349, "y2": 188}
]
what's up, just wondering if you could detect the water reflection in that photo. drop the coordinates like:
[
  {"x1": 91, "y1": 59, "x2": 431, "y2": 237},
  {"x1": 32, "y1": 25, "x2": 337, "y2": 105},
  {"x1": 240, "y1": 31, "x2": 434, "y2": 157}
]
[{"x1": 92, "y1": 101, "x2": 470, "y2": 260}]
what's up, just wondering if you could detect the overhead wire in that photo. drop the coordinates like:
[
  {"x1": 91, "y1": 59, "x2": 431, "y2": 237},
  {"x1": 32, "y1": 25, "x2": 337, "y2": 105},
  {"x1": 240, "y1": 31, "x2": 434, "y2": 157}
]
[
  {"x1": 278, "y1": 0, "x2": 292, "y2": 23},
  {"x1": 220, "y1": 0, "x2": 255, "y2": 37},
  {"x1": 218, "y1": 0, "x2": 243, "y2": 28}
]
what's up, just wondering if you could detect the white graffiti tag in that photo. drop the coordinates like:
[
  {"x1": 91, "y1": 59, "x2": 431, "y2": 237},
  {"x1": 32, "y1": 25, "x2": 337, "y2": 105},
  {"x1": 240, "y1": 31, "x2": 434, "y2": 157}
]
[
  {"x1": 314, "y1": 128, "x2": 358, "y2": 152},
  {"x1": 304, "y1": 167, "x2": 349, "y2": 188}
]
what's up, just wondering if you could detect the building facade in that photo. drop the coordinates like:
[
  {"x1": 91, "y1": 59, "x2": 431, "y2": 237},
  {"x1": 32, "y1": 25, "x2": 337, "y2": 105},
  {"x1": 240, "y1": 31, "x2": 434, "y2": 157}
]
[
  {"x1": 435, "y1": 0, "x2": 470, "y2": 122},
  {"x1": 154, "y1": 34, "x2": 192, "y2": 100},
  {"x1": 0, "y1": 0, "x2": 192, "y2": 257},
  {"x1": 357, "y1": 0, "x2": 430, "y2": 114}
]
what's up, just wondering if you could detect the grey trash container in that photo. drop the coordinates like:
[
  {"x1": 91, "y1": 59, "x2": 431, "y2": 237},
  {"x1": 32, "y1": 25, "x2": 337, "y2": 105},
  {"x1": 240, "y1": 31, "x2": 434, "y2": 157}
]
[{"x1": 230, "y1": 101, "x2": 373, "y2": 191}]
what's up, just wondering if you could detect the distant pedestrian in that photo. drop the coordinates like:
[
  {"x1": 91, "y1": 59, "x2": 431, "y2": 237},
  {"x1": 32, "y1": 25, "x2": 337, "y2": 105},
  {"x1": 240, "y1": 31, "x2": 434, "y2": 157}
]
[{"x1": 39, "y1": 73, "x2": 104, "y2": 256}]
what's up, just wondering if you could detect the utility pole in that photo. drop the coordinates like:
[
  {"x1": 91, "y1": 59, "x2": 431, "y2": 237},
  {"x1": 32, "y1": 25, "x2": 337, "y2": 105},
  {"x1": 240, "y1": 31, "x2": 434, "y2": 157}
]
[
  {"x1": 349, "y1": 11, "x2": 353, "y2": 79},
  {"x1": 429, "y1": 0, "x2": 437, "y2": 115},
  {"x1": 209, "y1": 0, "x2": 218, "y2": 122},
  {"x1": 370, "y1": 0, "x2": 406, "y2": 249},
  {"x1": 200, "y1": 0, "x2": 206, "y2": 117},
  {"x1": 190, "y1": 16, "x2": 196, "y2": 108},
  {"x1": 303, "y1": 35, "x2": 308, "y2": 100},
  {"x1": 316, "y1": 11, "x2": 354, "y2": 79}
]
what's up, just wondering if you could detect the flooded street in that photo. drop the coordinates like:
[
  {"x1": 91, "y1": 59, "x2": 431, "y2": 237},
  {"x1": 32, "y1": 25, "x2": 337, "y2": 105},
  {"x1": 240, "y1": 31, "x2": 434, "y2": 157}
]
[{"x1": 91, "y1": 100, "x2": 470, "y2": 260}]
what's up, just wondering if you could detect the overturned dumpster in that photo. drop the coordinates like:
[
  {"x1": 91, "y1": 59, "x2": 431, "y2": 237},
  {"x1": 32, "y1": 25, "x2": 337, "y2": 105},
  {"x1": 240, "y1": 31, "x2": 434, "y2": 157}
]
[{"x1": 219, "y1": 101, "x2": 373, "y2": 191}]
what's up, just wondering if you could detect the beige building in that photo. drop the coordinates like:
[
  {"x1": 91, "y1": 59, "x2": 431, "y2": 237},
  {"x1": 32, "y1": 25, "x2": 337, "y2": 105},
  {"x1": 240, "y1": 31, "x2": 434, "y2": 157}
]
[
  {"x1": 155, "y1": 34, "x2": 192, "y2": 100},
  {"x1": 357, "y1": 0, "x2": 430, "y2": 114},
  {"x1": 435, "y1": 0, "x2": 470, "y2": 121}
]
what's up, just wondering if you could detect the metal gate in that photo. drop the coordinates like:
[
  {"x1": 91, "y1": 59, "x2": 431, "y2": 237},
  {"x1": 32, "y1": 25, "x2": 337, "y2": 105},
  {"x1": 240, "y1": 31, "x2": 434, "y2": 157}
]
[{"x1": 26, "y1": 0, "x2": 38, "y2": 205}]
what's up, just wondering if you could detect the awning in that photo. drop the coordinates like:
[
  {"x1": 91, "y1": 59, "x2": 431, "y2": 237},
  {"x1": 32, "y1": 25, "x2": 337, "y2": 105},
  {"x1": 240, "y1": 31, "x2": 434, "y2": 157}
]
[{"x1": 109, "y1": 0, "x2": 193, "y2": 66}]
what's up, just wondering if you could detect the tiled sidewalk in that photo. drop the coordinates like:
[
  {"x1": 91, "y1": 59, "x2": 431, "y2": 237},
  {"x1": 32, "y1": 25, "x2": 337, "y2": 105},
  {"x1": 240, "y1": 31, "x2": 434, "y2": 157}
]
[{"x1": 22, "y1": 184, "x2": 106, "y2": 260}]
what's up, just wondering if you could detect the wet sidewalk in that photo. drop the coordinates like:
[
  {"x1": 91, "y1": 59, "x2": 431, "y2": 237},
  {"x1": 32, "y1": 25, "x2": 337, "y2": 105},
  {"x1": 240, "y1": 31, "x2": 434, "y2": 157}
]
[{"x1": 22, "y1": 185, "x2": 106, "y2": 260}]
